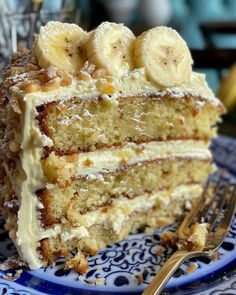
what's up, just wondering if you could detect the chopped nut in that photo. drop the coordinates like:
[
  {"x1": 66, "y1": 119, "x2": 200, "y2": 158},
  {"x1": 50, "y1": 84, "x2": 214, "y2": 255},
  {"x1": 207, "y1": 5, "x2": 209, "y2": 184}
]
[
  {"x1": 67, "y1": 154, "x2": 80, "y2": 163},
  {"x1": 96, "y1": 79, "x2": 117, "y2": 95},
  {"x1": 119, "y1": 159, "x2": 127, "y2": 166},
  {"x1": 211, "y1": 251, "x2": 220, "y2": 261},
  {"x1": 101, "y1": 207, "x2": 109, "y2": 213},
  {"x1": 136, "y1": 273, "x2": 144, "y2": 285},
  {"x1": 185, "y1": 262, "x2": 198, "y2": 274},
  {"x1": 60, "y1": 248, "x2": 69, "y2": 257},
  {"x1": 41, "y1": 66, "x2": 58, "y2": 83},
  {"x1": 104, "y1": 76, "x2": 114, "y2": 83},
  {"x1": 65, "y1": 252, "x2": 88, "y2": 273},
  {"x1": 60, "y1": 72, "x2": 72, "y2": 86},
  {"x1": 156, "y1": 245, "x2": 166, "y2": 255},
  {"x1": 24, "y1": 82, "x2": 41, "y2": 93},
  {"x1": 77, "y1": 70, "x2": 92, "y2": 81},
  {"x1": 42, "y1": 78, "x2": 60, "y2": 92},
  {"x1": 84, "y1": 158, "x2": 94, "y2": 167},
  {"x1": 92, "y1": 68, "x2": 107, "y2": 79}
]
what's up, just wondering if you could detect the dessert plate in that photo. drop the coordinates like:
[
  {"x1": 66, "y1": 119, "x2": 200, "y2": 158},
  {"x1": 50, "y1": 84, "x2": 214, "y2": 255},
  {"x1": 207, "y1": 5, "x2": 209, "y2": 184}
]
[{"x1": 0, "y1": 135, "x2": 236, "y2": 295}]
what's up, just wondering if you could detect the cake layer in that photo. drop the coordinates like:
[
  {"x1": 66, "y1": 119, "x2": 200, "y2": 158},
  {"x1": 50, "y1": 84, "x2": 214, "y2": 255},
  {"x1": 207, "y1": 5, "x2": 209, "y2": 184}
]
[
  {"x1": 37, "y1": 92, "x2": 223, "y2": 153},
  {"x1": 38, "y1": 157, "x2": 213, "y2": 227},
  {"x1": 41, "y1": 139, "x2": 211, "y2": 182},
  {"x1": 39, "y1": 186, "x2": 200, "y2": 268}
]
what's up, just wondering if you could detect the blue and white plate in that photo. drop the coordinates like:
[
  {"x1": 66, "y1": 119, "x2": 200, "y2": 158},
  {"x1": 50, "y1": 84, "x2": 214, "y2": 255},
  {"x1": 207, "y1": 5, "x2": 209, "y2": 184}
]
[{"x1": 0, "y1": 135, "x2": 236, "y2": 295}]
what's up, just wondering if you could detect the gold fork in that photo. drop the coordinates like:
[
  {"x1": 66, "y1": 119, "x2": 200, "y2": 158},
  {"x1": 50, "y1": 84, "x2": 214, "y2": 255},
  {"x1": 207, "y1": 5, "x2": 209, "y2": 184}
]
[{"x1": 142, "y1": 176, "x2": 236, "y2": 295}]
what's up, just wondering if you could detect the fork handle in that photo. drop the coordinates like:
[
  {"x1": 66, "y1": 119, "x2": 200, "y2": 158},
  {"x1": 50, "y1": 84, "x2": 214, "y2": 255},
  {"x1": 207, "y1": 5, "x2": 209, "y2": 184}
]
[{"x1": 142, "y1": 249, "x2": 197, "y2": 295}]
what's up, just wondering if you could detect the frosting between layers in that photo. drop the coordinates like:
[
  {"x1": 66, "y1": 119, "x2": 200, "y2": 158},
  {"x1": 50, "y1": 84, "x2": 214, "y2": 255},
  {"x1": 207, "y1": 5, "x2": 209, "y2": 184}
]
[
  {"x1": 75, "y1": 140, "x2": 210, "y2": 176},
  {"x1": 45, "y1": 140, "x2": 211, "y2": 183}
]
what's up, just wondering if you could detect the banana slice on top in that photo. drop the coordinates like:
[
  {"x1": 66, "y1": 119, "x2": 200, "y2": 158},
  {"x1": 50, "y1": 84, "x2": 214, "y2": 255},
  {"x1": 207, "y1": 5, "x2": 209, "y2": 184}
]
[
  {"x1": 134, "y1": 26, "x2": 193, "y2": 88},
  {"x1": 34, "y1": 21, "x2": 87, "y2": 74},
  {"x1": 86, "y1": 22, "x2": 136, "y2": 77}
]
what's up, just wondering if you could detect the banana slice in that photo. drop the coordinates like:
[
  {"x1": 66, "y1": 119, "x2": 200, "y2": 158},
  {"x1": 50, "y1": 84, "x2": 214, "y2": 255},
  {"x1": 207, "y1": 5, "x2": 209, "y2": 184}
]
[
  {"x1": 34, "y1": 21, "x2": 87, "y2": 74},
  {"x1": 134, "y1": 26, "x2": 193, "y2": 88},
  {"x1": 86, "y1": 22, "x2": 135, "y2": 77}
]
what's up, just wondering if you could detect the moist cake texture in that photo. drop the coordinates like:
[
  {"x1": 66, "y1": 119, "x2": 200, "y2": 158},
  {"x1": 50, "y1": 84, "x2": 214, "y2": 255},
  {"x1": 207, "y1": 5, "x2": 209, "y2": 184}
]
[{"x1": 0, "y1": 21, "x2": 224, "y2": 272}]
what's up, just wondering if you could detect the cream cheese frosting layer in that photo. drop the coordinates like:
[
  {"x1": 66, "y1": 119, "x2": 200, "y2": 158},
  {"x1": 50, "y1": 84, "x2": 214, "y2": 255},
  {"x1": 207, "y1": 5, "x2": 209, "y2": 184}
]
[{"x1": 73, "y1": 140, "x2": 211, "y2": 176}]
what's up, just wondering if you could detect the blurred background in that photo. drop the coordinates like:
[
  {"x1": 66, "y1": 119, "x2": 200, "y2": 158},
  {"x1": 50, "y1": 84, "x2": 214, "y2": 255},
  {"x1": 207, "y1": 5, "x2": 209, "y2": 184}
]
[{"x1": 0, "y1": 0, "x2": 235, "y2": 136}]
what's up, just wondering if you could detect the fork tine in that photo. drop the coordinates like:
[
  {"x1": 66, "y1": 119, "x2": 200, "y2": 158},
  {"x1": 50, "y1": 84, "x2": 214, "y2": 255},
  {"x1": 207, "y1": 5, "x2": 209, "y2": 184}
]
[
  {"x1": 208, "y1": 184, "x2": 229, "y2": 231},
  {"x1": 177, "y1": 178, "x2": 211, "y2": 237},
  {"x1": 206, "y1": 184, "x2": 236, "y2": 251},
  {"x1": 194, "y1": 174, "x2": 222, "y2": 223},
  {"x1": 218, "y1": 184, "x2": 236, "y2": 230}
]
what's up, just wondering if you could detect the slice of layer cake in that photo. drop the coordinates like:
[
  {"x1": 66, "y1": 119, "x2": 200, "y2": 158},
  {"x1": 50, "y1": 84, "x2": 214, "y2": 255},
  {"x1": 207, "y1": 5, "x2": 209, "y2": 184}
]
[{"x1": 0, "y1": 21, "x2": 224, "y2": 272}]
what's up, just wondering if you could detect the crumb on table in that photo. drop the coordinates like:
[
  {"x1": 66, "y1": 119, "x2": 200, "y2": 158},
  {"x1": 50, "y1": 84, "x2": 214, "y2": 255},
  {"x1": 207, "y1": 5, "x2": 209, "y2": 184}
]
[
  {"x1": 185, "y1": 262, "x2": 198, "y2": 274},
  {"x1": 136, "y1": 273, "x2": 144, "y2": 285},
  {"x1": 156, "y1": 245, "x2": 166, "y2": 255}
]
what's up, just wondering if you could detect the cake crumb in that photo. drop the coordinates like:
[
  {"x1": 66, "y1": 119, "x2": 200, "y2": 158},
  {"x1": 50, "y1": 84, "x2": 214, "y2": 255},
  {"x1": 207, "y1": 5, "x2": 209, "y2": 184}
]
[
  {"x1": 65, "y1": 252, "x2": 88, "y2": 273},
  {"x1": 136, "y1": 273, "x2": 144, "y2": 285},
  {"x1": 160, "y1": 231, "x2": 178, "y2": 247},
  {"x1": 0, "y1": 256, "x2": 27, "y2": 270},
  {"x1": 211, "y1": 251, "x2": 220, "y2": 261},
  {"x1": 156, "y1": 245, "x2": 166, "y2": 255},
  {"x1": 87, "y1": 277, "x2": 106, "y2": 286},
  {"x1": 155, "y1": 217, "x2": 172, "y2": 228},
  {"x1": 1, "y1": 269, "x2": 23, "y2": 282},
  {"x1": 185, "y1": 262, "x2": 198, "y2": 274},
  {"x1": 187, "y1": 223, "x2": 209, "y2": 251}
]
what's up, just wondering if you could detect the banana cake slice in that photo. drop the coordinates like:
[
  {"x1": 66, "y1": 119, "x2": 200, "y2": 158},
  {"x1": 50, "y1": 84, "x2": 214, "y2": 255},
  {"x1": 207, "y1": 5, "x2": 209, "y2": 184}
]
[{"x1": 0, "y1": 21, "x2": 224, "y2": 272}]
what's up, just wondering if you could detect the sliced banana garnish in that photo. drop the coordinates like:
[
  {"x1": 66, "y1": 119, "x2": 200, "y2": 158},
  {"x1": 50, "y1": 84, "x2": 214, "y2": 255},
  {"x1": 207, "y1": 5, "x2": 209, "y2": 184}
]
[
  {"x1": 34, "y1": 21, "x2": 87, "y2": 74},
  {"x1": 134, "y1": 26, "x2": 193, "y2": 88},
  {"x1": 86, "y1": 22, "x2": 136, "y2": 77}
]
